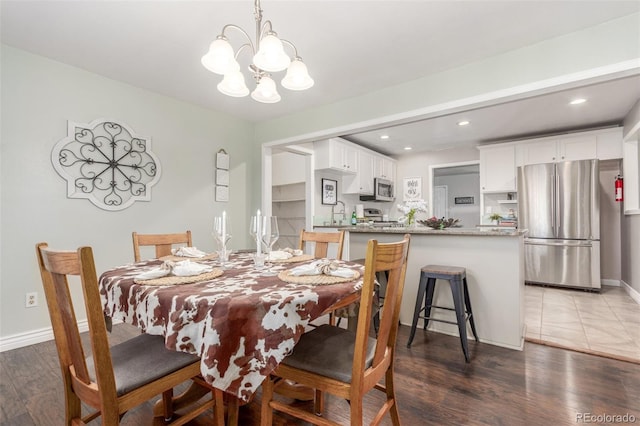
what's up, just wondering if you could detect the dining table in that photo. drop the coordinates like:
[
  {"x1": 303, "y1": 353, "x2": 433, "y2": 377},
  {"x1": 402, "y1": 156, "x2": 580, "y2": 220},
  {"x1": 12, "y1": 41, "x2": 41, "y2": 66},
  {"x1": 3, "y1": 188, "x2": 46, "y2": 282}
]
[{"x1": 98, "y1": 251, "x2": 364, "y2": 421}]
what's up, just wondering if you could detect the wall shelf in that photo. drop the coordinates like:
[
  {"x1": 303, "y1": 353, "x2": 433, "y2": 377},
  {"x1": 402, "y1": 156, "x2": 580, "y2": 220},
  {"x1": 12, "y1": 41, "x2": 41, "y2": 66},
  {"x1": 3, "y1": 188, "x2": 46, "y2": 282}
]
[
  {"x1": 497, "y1": 200, "x2": 518, "y2": 204},
  {"x1": 273, "y1": 198, "x2": 305, "y2": 203}
]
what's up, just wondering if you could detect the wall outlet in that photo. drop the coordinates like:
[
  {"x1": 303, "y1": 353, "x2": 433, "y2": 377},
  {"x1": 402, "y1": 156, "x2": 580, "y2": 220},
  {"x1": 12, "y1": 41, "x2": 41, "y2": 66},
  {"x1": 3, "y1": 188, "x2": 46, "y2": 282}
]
[{"x1": 26, "y1": 292, "x2": 38, "y2": 308}]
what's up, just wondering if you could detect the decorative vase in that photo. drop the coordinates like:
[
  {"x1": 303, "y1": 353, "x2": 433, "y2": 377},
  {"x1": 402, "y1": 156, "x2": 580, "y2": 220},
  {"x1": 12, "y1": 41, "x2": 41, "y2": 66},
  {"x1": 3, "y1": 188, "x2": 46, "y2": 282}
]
[{"x1": 406, "y1": 210, "x2": 416, "y2": 228}]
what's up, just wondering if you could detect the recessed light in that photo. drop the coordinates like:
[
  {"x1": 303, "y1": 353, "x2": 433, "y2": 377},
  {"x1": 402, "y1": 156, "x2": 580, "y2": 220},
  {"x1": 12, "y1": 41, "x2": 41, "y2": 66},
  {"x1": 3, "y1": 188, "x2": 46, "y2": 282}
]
[
  {"x1": 380, "y1": 135, "x2": 390, "y2": 140},
  {"x1": 404, "y1": 146, "x2": 412, "y2": 151},
  {"x1": 570, "y1": 98, "x2": 586, "y2": 105},
  {"x1": 458, "y1": 120, "x2": 470, "y2": 126}
]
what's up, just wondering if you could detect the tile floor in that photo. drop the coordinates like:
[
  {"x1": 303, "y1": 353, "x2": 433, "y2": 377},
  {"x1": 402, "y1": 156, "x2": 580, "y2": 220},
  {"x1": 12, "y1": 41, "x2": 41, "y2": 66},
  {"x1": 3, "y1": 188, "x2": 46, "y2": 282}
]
[{"x1": 525, "y1": 284, "x2": 640, "y2": 362}]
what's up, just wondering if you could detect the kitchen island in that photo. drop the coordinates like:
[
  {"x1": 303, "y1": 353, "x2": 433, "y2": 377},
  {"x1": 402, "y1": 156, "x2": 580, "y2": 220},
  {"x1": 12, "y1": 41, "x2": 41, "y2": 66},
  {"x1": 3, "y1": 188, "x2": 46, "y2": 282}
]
[{"x1": 326, "y1": 226, "x2": 527, "y2": 351}]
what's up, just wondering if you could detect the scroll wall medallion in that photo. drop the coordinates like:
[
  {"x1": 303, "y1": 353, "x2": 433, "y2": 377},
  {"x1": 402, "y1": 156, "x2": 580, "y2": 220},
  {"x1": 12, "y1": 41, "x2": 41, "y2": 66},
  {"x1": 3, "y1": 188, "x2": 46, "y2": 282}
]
[{"x1": 52, "y1": 119, "x2": 161, "y2": 211}]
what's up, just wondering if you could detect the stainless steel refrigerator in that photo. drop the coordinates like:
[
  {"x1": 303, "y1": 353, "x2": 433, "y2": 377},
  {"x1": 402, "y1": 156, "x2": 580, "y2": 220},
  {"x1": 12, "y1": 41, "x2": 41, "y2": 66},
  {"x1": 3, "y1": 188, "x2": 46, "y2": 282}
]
[{"x1": 518, "y1": 159, "x2": 601, "y2": 290}]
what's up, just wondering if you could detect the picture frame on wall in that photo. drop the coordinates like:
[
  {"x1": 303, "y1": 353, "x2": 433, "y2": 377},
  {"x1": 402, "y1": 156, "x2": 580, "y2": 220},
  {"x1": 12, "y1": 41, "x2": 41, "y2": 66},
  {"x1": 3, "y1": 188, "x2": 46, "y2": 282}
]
[{"x1": 321, "y1": 178, "x2": 338, "y2": 205}]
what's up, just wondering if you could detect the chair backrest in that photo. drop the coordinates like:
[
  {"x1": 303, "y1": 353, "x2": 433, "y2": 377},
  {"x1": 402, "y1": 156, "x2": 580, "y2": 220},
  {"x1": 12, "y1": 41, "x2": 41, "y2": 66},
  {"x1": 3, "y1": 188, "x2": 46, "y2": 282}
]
[
  {"x1": 298, "y1": 229, "x2": 345, "y2": 260},
  {"x1": 352, "y1": 234, "x2": 410, "y2": 388},
  {"x1": 132, "y1": 230, "x2": 192, "y2": 261},
  {"x1": 36, "y1": 243, "x2": 118, "y2": 412}
]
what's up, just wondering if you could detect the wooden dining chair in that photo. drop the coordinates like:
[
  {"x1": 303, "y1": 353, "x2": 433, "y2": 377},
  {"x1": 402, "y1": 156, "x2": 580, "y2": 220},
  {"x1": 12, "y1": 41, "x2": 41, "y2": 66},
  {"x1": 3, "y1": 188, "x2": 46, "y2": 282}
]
[
  {"x1": 298, "y1": 229, "x2": 345, "y2": 260},
  {"x1": 299, "y1": 229, "x2": 346, "y2": 326},
  {"x1": 36, "y1": 242, "x2": 224, "y2": 426},
  {"x1": 261, "y1": 234, "x2": 411, "y2": 426},
  {"x1": 132, "y1": 230, "x2": 192, "y2": 261}
]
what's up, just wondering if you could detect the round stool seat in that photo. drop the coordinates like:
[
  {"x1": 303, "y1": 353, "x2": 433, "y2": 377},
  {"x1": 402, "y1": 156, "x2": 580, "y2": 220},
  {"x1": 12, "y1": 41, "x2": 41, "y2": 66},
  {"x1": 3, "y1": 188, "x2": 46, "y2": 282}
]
[{"x1": 421, "y1": 265, "x2": 466, "y2": 278}]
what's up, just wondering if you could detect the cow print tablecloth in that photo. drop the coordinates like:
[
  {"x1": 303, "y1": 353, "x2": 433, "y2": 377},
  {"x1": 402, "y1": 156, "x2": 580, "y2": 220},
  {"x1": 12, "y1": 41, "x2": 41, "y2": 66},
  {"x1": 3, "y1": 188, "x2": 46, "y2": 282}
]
[{"x1": 99, "y1": 252, "x2": 363, "y2": 401}]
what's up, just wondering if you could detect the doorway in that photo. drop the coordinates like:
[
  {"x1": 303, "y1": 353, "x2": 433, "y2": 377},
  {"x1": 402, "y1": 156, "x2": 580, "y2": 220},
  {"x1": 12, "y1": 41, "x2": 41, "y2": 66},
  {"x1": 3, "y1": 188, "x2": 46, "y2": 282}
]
[{"x1": 429, "y1": 162, "x2": 480, "y2": 227}]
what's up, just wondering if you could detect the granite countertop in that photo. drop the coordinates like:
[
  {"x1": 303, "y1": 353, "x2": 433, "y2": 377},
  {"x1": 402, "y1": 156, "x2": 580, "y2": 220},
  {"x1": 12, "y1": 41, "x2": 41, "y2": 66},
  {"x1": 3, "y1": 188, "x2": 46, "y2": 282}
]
[{"x1": 315, "y1": 225, "x2": 527, "y2": 236}]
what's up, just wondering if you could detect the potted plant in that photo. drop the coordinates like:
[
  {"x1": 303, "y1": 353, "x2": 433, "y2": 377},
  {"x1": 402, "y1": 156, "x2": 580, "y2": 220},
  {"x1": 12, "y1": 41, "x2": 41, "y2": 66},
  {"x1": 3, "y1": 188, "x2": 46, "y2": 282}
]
[{"x1": 489, "y1": 213, "x2": 502, "y2": 225}]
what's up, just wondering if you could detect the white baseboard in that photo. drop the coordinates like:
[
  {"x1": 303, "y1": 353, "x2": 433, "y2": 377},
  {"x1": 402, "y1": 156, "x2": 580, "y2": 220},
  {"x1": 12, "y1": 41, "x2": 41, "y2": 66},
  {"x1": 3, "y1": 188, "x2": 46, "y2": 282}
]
[
  {"x1": 601, "y1": 279, "x2": 621, "y2": 287},
  {"x1": 0, "y1": 318, "x2": 127, "y2": 352},
  {"x1": 621, "y1": 280, "x2": 640, "y2": 305},
  {"x1": 0, "y1": 320, "x2": 88, "y2": 353}
]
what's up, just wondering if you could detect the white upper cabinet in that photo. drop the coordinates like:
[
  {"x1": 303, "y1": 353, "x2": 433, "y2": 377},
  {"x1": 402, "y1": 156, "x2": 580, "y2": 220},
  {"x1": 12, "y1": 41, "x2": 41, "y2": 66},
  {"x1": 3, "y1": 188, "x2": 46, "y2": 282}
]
[
  {"x1": 343, "y1": 150, "x2": 374, "y2": 194},
  {"x1": 518, "y1": 136, "x2": 597, "y2": 165},
  {"x1": 596, "y1": 128, "x2": 623, "y2": 160},
  {"x1": 314, "y1": 138, "x2": 358, "y2": 174},
  {"x1": 374, "y1": 156, "x2": 396, "y2": 182},
  {"x1": 559, "y1": 134, "x2": 598, "y2": 161},
  {"x1": 479, "y1": 144, "x2": 516, "y2": 192},
  {"x1": 516, "y1": 129, "x2": 624, "y2": 166}
]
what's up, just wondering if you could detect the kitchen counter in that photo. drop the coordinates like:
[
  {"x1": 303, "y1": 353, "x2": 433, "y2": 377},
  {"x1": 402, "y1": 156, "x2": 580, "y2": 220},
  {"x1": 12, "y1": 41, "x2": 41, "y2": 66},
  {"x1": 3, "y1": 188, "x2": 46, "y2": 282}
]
[
  {"x1": 332, "y1": 225, "x2": 526, "y2": 237},
  {"x1": 344, "y1": 228, "x2": 526, "y2": 351}
]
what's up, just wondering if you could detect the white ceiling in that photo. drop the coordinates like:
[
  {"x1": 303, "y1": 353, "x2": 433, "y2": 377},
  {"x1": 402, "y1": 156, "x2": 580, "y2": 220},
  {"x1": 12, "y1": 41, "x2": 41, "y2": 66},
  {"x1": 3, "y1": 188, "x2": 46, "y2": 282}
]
[{"x1": 2, "y1": 1, "x2": 640, "y2": 155}]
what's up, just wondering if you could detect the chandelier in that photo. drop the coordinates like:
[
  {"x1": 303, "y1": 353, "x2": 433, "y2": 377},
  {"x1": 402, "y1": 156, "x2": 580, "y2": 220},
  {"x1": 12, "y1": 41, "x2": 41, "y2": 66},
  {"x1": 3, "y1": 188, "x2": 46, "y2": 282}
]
[{"x1": 201, "y1": 0, "x2": 314, "y2": 103}]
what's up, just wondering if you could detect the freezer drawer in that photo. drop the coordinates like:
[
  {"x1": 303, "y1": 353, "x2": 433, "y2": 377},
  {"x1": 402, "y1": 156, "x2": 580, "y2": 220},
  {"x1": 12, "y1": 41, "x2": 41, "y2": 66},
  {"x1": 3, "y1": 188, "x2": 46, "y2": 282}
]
[{"x1": 524, "y1": 239, "x2": 601, "y2": 290}]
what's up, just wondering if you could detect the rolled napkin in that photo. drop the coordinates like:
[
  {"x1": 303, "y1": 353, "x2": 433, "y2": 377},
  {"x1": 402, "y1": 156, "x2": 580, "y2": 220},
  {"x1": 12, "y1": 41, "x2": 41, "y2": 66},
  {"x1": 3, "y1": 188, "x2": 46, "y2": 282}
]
[
  {"x1": 268, "y1": 250, "x2": 296, "y2": 261},
  {"x1": 171, "y1": 246, "x2": 207, "y2": 258},
  {"x1": 171, "y1": 260, "x2": 212, "y2": 277},
  {"x1": 282, "y1": 247, "x2": 304, "y2": 256},
  {"x1": 134, "y1": 263, "x2": 172, "y2": 280},
  {"x1": 289, "y1": 259, "x2": 356, "y2": 278}
]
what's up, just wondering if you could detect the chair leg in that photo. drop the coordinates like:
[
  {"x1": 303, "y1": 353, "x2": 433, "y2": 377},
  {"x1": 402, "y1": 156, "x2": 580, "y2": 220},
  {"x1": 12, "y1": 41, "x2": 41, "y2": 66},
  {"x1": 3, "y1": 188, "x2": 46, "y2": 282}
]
[
  {"x1": 463, "y1": 278, "x2": 479, "y2": 341},
  {"x1": 260, "y1": 376, "x2": 274, "y2": 426},
  {"x1": 450, "y1": 277, "x2": 470, "y2": 363},
  {"x1": 213, "y1": 389, "x2": 225, "y2": 426},
  {"x1": 407, "y1": 272, "x2": 428, "y2": 347},
  {"x1": 423, "y1": 277, "x2": 436, "y2": 331},
  {"x1": 349, "y1": 397, "x2": 364, "y2": 426},
  {"x1": 385, "y1": 368, "x2": 401, "y2": 426},
  {"x1": 314, "y1": 389, "x2": 324, "y2": 416},
  {"x1": 162, "y1": 389, "x2": 174, "y2": 421}
]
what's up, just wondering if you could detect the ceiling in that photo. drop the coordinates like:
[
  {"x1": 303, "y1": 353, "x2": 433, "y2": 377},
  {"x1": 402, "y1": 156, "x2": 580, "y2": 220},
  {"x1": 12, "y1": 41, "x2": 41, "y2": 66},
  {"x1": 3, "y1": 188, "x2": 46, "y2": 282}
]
[{"x1": 2, "y1": 1, "x2": 640, "y2": 155}]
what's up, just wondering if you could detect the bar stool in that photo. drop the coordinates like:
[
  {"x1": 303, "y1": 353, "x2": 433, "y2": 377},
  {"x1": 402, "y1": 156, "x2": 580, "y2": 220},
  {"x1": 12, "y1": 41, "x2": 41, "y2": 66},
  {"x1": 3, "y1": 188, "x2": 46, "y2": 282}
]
[{"x1": 407, "y1": 264, "x2": 478, "y2": 362}]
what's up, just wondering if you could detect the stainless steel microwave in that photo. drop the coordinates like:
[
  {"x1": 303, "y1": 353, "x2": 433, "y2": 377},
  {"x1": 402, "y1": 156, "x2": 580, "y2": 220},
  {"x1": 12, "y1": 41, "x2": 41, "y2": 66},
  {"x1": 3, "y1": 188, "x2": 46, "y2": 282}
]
[{"x1": 360, "y1": 178, "x2": 395, "y2": 202}]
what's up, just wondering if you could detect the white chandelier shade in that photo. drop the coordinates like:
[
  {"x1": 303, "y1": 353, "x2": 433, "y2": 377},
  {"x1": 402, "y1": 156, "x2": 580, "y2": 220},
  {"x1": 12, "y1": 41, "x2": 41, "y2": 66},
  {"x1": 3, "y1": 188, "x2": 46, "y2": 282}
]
[
  {"x1": 217, "y1": 69, "x2": 250, "y2": 97},
  {"x1": 201, "y1": 37, "x2": 238, "y2": 75},
  {"x1": 281, "y1": 57, "x2": 314, "y2": 90},
  {"x1": 251, "y1": 76, "x2": 281, "y2": 103},
  {"x1": 252, "y1": 32, "x2": 291, "y2": 72},
  {"x1": 200, "y1": 0, "x2": 313, "y2": 103}
]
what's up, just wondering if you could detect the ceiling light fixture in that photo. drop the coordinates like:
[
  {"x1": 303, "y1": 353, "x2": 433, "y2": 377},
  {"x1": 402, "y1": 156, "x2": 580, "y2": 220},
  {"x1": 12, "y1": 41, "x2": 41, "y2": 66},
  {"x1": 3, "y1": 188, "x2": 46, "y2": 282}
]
[
  {"x1": 404, "y1": 146, "x2": 413, "y2": 151},
  {"x1": 570, "y1": 98, "x2": 587, "y2": 105},
  {"x1": 380, "y1": 135, "x2": 390, "y2": 140},
  {"x1": 201, "y1": 0, "x2": 314, "y2": 103},
  {"x1": 458, "y1": 120, "x2": 470, "y2": 126}
]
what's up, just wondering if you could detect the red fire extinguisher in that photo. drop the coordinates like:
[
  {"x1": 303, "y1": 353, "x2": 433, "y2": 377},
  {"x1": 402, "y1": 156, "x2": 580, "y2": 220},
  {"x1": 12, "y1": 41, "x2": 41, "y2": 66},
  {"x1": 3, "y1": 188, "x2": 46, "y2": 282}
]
[{"x1": 615, "y1": 175, "x2": 623, "y2": 202}]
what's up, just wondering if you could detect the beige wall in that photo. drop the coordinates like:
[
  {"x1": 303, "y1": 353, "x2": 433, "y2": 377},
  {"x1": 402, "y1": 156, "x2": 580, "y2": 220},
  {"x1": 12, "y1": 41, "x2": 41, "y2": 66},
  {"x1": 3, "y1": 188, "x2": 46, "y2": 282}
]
[{"x1": 0, "y1": 46, "x2": 258, "y2": 341}]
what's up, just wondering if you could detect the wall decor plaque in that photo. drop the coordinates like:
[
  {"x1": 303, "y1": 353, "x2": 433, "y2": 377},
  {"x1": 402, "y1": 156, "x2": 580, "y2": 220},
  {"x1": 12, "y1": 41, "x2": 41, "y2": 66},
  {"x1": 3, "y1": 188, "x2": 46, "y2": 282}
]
[{"x1": 52, "y1": 119, "x2": 161, "y2": 211}]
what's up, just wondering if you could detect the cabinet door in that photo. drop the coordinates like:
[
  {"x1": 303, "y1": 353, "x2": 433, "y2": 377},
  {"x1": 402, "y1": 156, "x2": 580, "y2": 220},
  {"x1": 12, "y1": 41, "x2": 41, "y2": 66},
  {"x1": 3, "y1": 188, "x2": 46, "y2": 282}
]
[
  {"x1": 343, "y1": 151, "x2": 374, "y2": 194},
  {"x1": 596, "y1": 129, "x2": 623, "y2": 160},
  {"x1": 559, "y1": 134, "x2": 596, "y2": 161},
  {"x1": 480, "y1": 145, "x2": 516, "y2": 192},
  {"x1": 520, "y1": 140, "x2": 558, "y2": 165},
  {"x1": 314, "y1": 138, "x2": 356, "y2": 174},
  {"x1": 329, "y1": 140, "x2": 345, "y2": 170},
  {"x1": 359, "y1": 151, "x2": 374, "y2": 194},
  {"x1": 374, "y1": 156, "x2": 396, "y2": 181},
  {"x1": 343, "y1": 145, "x2": 358, "y2": 174}
]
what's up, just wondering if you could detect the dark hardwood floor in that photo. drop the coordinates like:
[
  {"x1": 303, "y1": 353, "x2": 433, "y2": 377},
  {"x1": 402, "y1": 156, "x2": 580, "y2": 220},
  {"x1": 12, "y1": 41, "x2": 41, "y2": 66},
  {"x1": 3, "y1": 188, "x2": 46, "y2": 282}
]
[{"x1": 1, "y1": 323, "x2": 639, "y2": 425}]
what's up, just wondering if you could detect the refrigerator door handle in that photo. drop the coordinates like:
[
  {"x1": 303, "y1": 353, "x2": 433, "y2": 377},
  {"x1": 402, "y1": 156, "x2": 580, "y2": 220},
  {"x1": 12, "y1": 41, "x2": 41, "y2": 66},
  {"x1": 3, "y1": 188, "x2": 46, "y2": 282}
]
[
  {"x1": 525, "y1": 239, "x2": 594, "y2": 248},
  {"x1": 554, "y1": 166, "x2": 560, "y2": 236}
]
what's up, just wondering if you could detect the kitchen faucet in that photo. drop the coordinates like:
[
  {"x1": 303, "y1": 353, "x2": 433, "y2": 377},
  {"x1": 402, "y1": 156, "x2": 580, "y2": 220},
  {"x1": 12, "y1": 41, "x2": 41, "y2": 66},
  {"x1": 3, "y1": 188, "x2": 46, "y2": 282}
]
[{"x1": 331, "y1": 201, "x2": 346, "y2": 225}]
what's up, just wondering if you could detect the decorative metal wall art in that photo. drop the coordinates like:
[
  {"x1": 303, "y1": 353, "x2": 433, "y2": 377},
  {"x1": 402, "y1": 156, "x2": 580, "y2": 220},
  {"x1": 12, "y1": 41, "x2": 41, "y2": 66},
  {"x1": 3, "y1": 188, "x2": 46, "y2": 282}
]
[{"x1": 52, "y1": 119, "x2": 161, "y2": 211}]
